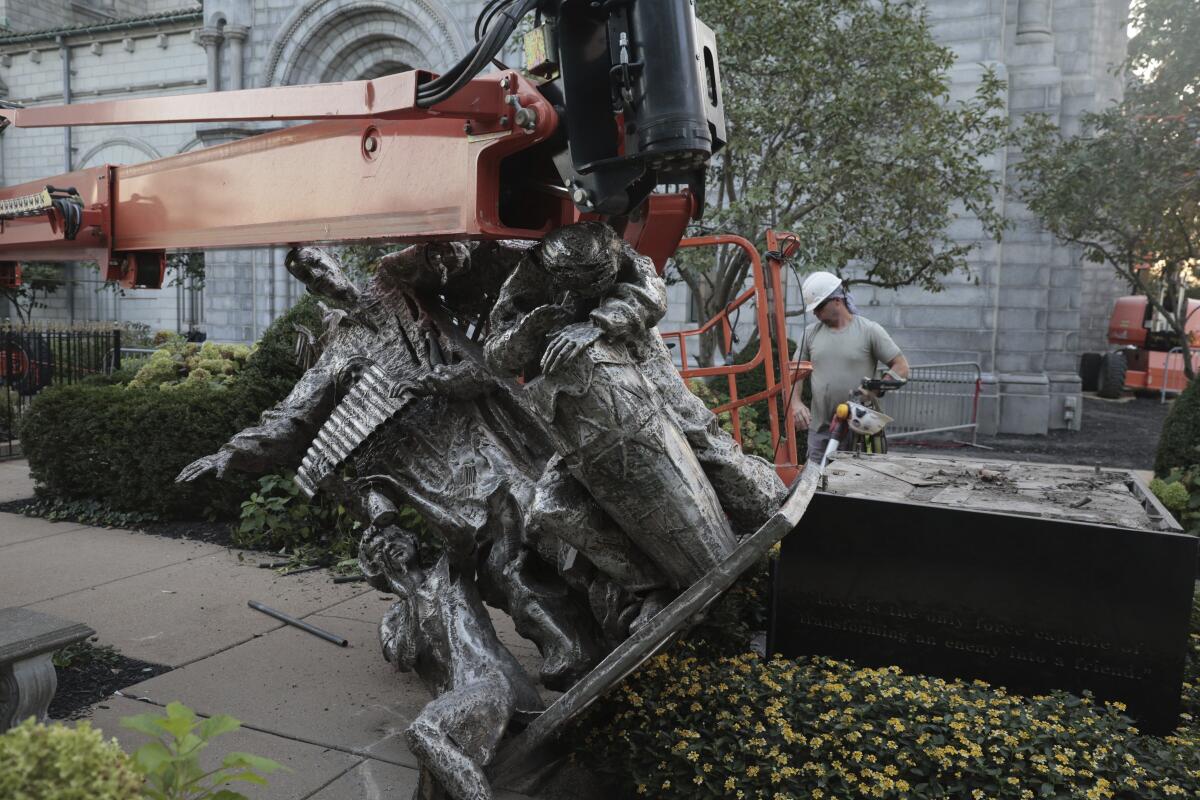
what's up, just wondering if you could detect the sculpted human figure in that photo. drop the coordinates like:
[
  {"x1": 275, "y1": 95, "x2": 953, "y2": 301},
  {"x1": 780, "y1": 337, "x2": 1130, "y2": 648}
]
[
  {"x1": 176, "y1": 231, "x2": 791, "y2": 800},
  {"x1": 337, "y1": 239, "x2": 680, "y2": 640},
  {"x1": 358, "y1": 525, "x2": 543, "y2": 800},
  {"x1": 177, "y1": 247, "x2": 604, "y2": 691},
  {"x1": 484, "y1": 222, "x2": 751, "y2": 588}
]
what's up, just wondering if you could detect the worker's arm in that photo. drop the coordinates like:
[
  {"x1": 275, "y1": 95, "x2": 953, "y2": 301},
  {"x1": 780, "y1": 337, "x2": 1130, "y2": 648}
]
[{"x1": 885, "y1": 354, "x2": 910, "y2": 381}]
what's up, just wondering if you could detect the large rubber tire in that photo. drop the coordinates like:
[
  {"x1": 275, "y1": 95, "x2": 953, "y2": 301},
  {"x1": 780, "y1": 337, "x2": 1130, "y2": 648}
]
[
  {"x1": 1078, "y1": 352, "x2": 1102, "y2": 392},
  {"x1": 1097, "y1": 351, "x2": 1127, "y2": 399}
]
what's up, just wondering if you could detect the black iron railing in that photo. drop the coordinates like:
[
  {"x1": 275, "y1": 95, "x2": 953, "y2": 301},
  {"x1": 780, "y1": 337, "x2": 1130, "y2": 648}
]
[{"x1": 1, "y1": 323, "x2": 122, "y2": 459}]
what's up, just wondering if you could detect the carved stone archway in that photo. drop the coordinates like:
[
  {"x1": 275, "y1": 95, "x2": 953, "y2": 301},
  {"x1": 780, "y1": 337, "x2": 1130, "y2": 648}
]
[
  {"x1": 76, "y1": 137, "x2": 161, "y2": 168},
  {"x1": 262, "y1": 0, "x2": 466, "y2": 87}
]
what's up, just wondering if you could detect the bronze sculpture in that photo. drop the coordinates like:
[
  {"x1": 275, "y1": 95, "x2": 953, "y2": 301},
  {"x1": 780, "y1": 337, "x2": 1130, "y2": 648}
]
[{"x1": 178, "y1": 224, "x2": 790, "y2": 799}]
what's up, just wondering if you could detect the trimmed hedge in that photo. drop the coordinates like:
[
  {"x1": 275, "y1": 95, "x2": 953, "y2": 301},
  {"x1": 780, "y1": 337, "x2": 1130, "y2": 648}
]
[
  {"x1": 21, "y1": 381, "x2": 263, "y2": 518},
  {"x1": 1156, "y1": 377, "x2": 1200, "y2": 476},
  {"x1": 20, "y1": 295, "x2": 321, "y2": 518}
]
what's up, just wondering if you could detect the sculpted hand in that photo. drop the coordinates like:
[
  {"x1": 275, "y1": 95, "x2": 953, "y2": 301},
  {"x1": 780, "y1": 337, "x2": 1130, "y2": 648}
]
[
  {"x1": 408, "y1": 365, "x2": 454, "y2": 397},
  {"x1": 404, "y1": 362, "x2": 493, "y2": 400},
  {"x1": 541, "y1": 322, "x2": 602, "y2": 376},
  {"x1": 523, "y1": 303, "x2": 575, "y2": 334},
  {"x1": 175, "y1": 450, "x2": 233, "y2": 483}
]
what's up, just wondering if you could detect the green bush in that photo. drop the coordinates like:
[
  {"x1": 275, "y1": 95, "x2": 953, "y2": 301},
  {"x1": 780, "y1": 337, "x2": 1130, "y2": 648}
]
[
  {"x1": 122, "y1": 701, "x2": 282, "y2": 800},
  {"x1": 1156, "y1": 378, "x2": 1200, "y2": 476},
  {"x1": 126, "y1": 341, "x2": 251, "y2": 391},
  {"x1": 1150, "y1": 468, "x2": 1200, "y2": 535},
  {"x1": 0, "y1": 717, "x2": 142, "y2": 799},
  {"x1": 235, "y1": 471, "x2": 361, "y2": 563},
  {"x1": 687, "y1": 379, "x2": 770, "y2": 458},
  {"x1": 20, "y1": 382, "x2": 260, "y2": 518},
  {"x1": 19, "y1": 295, "x2": 323, "y2": 519}
]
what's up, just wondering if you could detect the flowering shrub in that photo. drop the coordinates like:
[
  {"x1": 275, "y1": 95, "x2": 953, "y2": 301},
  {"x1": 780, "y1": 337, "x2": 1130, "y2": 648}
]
[
  {"x1": 127, "y1": 341, "x2": 252, "y2": 391},
  {"x1": 573, "y1": 584, "x2": 1200, "y2": 799},
  {"x1": 1150, "y1": 468, "x2": 1200, "y2": 535},
  {"x1": 0, "y1": 717, "x2": 141, "y2": 799}
]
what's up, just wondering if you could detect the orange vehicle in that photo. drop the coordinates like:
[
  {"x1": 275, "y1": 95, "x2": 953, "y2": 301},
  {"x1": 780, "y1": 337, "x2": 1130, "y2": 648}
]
[{"x1": 1083, "y1": 286, "x2": 1200, "y2": 398}]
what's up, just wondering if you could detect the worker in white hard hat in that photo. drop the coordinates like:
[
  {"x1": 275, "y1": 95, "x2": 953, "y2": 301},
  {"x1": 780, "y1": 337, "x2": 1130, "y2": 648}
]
[{"x1": 790, "y1": 271, "x2": 910, "y2": 463}]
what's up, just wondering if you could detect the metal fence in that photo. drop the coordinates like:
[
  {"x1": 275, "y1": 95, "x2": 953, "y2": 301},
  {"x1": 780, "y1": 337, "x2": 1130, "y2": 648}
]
[
  {"x1": 1, "y1": 324, "x2": 123, "y2": 459},
  {"x1": 881, "y1": 362, "x2": 982, "y2": 445}
]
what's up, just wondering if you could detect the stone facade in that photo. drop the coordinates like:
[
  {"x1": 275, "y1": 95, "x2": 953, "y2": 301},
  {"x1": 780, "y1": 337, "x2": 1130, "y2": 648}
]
[{"x1": 0, "y1": 0, "x2": 1131, "y2": 434}]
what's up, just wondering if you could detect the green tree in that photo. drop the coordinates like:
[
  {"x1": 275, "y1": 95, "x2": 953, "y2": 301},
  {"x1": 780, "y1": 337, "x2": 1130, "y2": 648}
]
[
  {"x1": 1016, "y1": 0, "x2": 1199, "y2": 378},
  {"x1": 1126, "y1": 0, "x2": 1199, "y2": 112},
  {"x1": 675, "y1": 0, "x2": 1011, "y2": 364},
  {"x1": 0, "y1": 262, "x2": 65, "y2": 323},
  {"x1": 166, "y1": 252, "x2": 206, "y2": 289}
]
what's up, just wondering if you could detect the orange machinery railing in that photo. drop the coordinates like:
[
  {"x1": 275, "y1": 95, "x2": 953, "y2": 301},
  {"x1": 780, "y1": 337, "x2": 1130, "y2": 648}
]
[{"x1": 660, "y1": 230, "x2": 809, "y2": 483}]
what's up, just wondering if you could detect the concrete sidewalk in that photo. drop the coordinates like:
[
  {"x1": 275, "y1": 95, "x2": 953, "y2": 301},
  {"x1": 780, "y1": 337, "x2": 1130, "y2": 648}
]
[{"x1": 0, "y1": 460, "x2": 535, "y2": 799}]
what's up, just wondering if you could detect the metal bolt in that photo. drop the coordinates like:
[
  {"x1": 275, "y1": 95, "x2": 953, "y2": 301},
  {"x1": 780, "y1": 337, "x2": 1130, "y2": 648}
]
[
  {"x1": 515, "y1": 107, "x2": 537, "y2": 131},
  {"x1": 499, "y1": 115, "x2": 510, "y2": 127},
  {"x1": 500, "y1": 76, "x2": 511, "y2": 90},
  {"x1": 364, "y1": 137, "x2": 378, "y2": 153},
  {"x1": 571, "y1": 187, "x2": 591, "y2": 207},
  {"x1": 464, "y1": 122, "x2": 474, "y2": 135}
]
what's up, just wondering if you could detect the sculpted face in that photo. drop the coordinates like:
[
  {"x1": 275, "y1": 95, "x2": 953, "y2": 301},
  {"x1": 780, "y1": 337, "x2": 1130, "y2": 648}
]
[
  {"x1": 286, "y1": 247, "x2": 360, "y2": 304},
  {"x1": 538, "y1": 222, "x2": 621, "y2": 298}
]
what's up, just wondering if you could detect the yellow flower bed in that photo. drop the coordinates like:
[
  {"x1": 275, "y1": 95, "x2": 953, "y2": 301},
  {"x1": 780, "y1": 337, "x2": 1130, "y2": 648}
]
[{"x1": 573, "y1": 586, "x2": 1200, "y2": 799}]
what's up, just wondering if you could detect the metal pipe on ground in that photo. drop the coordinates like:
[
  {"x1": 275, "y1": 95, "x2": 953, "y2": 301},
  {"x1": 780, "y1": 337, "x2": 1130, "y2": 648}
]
[{"x1": 247, "y1": 600, "x2": 347, "y2": 647}]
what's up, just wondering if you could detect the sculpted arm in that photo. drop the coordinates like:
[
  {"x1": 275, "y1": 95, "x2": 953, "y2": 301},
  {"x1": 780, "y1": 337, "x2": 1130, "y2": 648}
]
[
  {"x1": 176, "y1": 364, "x2": 337, "y2": 483},
  {"x1": 589, "y1": 248, "x2": 667, "y2": 344},
  {"x1": 483, "y1": 260, "x2": 571, "y2": 376}
]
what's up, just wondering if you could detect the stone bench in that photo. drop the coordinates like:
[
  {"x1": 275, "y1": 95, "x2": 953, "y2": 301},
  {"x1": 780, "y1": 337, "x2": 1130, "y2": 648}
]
[{"x1": 0, "y1": 607, "x2": 95, "y2": 731}]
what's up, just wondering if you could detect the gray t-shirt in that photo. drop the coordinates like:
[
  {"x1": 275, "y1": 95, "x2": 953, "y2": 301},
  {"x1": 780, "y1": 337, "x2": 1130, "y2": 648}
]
[{"x1": 797, "y1": 315, "x2": 902, "y2": 429}]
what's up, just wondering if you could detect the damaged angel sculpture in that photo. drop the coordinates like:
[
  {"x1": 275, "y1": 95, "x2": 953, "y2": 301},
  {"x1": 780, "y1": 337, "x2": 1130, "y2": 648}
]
[{"x1": 177, "y1": 222, "x2": 786, "y2": 799}]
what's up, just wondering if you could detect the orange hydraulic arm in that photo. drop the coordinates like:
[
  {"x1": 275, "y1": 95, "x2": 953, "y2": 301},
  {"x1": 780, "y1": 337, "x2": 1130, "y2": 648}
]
[
  {"x1": 0, "y1": 0, "x2": 726, "y2": 286},
  {"x1": 0, "y1": 70, "x2": 594, "y2": 287}
]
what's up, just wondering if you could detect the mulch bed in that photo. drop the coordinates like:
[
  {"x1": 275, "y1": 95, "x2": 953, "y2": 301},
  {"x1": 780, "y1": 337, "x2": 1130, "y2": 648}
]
[
  {"x1": 48, "y1": 643, "x2": 172, "y2": 721},
  {"x1": 0, "y1": 497, "x2": 236, "y2": 547}
]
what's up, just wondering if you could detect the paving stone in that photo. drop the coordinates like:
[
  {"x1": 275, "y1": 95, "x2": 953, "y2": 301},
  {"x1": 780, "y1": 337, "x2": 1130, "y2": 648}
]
[
  {"x1": 84, "y1": 696, "x2": 362, "y2": 800},
  {"x1": 303, "y1": 755, "x2": 533, "y2": 800},
  {"x1": 0, "y1": 527, "x2": 221, "y2": 607},
  {"x1": 0, "y1": 513, "x2": 88, "y2": 548},
  {"x1": 0, "y1": 460, "x2": 34, "y2": 502},
  {"x1": 28, "y1": 551, "x2": 374, "y2": 667},
  {"x1": 304, "y1": 756, "x2": 420, "y2": 799},
  {"x1": 116, "y1": 615, "x2": 430, "y2": 769}
]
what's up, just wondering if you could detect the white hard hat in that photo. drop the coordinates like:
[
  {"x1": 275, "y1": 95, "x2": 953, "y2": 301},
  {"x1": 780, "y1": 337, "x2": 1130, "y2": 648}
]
[
  {"x1": 801, "y1": 271, "x2": 842, "y2": 314},
  {"x1": 845, "y1": 402, "x2": 894, "y2": 436}
]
